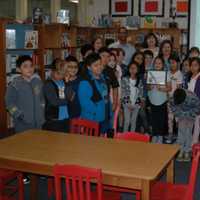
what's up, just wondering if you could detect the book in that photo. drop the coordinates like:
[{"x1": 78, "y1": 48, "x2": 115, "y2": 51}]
[
  {"x1": 6, "y1": 29, "x2": 16, "y2": 49},
  {"x1": 25, "y1": 31, "x2": 38, "y2": 49},
  {"x1": 126, "y1": 16, "x2": 140, "y2": 29}
]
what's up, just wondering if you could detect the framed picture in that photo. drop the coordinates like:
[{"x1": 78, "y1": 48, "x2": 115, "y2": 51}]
[
  {"x1": 147, "y1": 70, "x2": 167, "y2": 85},
  {"x1": 170, "y1": 0, "x2": 189, "y2": 17},
  {"x1": 139, "y1": 0, "x2": 164, "y2": 17},
  {"x1": 109, "y1": 0, "x2": 133, "y2": 17}
]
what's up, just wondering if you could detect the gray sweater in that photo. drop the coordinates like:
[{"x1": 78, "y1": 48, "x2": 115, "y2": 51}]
[{"x1": 5, "y1": 76, "x2": 45, "y2": 133}]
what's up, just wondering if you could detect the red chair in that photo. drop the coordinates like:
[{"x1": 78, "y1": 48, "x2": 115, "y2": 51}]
[
  {"x1": 192, "y1": 143, "x2": 200, "y2": 157},
  {"x1": 104, "y1": 132, "x2": 150, "y2": 200},
  {"x1": 150, "y1": 150, "x2": 200, "y2": 200},
  {"x1": 48, "y1": 119, "x2": 100, "y2": 198},
  {"x1": 114, "y1": 132, "x2": 150, "y2": 142},
  {"x1": 0, "y1": 169, "x2": 24, "y2": 200},
  {"x1": 53, "y1": 164, "x2": 120, "y2": 200},
  {"x1": 70, "y1": 118, "x2": 100, "y2": 137}
]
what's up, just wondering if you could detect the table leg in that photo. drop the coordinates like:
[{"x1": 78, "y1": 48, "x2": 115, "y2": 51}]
[
  {"x1": 30, "y1": 174, "x2": 39, "y2": 200},
  {"x1": 141, "y1": 180, "x2": 150, "y2": 200},
  {"x1": 166, "y1": 159, "x2": 174, "y2": 183}
]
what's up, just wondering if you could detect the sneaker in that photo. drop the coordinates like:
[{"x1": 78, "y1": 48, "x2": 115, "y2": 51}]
[
  {"x1": 23, "y1": 176, "x2": 30, "y2": 184},
  {"x1": 183, "y1": 152, "x2": 191, "y2": 162},
  {"x1": 176, "y1": 152, "x2": 184, "y2": 162}
]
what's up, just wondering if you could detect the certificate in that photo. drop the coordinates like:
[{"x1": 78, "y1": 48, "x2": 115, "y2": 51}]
[{"x1": 147, "y1": 70, "x2": 167, "y2": 85}]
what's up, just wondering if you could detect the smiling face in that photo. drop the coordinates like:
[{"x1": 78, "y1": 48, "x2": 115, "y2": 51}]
[
  {"x1": 89, "y1": 59, "x2": 103, "y2": 78},
  {"x1": 94, "y1": 38, "x2": 103, "y2": 52},
  {"x1": 66, "y1": 61, "x2": 78, "y2": 78},
  {"x1": 154, "y1": 58, "x2": 164, "y2": 70},
  {"x1": 118, "y1": 28, "x2": 128, "y2": 44},
  {"x1": 100, "y1": 52, "x2": 110, "y2": 66},
  {"x1": 190, "y1": 60, "x2": 200, "y2": 75},
  {"x1": 170, "y1": 59, "x2": 178, "y2": 72},
  {"x1": 182, "y1": 59, "x2": 190, "y2": 73},
  {"x1": 147, "y1": 35, "x2": 156, "y2": 48},
  {"x1": 129, "y1": 63, "x2": 138, "y2": 77},
  {"x1": 162, "y1": 43, "x2": 172, "y2": 57},
  {"x1": 134, "y1": 54, "x2": 144, "y2": 65},
  {"x1": 19, "y1": 60, "x2": 35, "y2": 79}
]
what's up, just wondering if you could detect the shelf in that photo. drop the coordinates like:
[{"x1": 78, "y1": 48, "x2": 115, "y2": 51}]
[{"x1": 6, "y1": 48, "x2": 38, "y2": 51}]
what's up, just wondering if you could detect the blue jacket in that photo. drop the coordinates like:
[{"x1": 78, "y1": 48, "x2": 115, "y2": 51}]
[{"x1": 78, "y1": 71, "x2": 109, "y2": 123}]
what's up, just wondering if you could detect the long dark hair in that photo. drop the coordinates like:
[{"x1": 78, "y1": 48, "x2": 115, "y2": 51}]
[
  {"x1": 143, "y1": 32, "x2": 158, "y2": 48},
  {"x1": 126, "y1": 61, "x2": 140, "y2": 87},
  {"x1": 158, "y1": 40, "x2": 173, "y2": 58},
  {"x1": 130, "y1": 51, "x2": 145, "y2": 74}
]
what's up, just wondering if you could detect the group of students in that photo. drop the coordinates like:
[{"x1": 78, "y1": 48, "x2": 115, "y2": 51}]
[{"x1": 5, "y1": 27, "x2": 200, "y2": 162}]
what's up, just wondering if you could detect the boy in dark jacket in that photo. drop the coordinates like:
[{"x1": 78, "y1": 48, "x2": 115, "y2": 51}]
[
  {"x1": 5, "y1": 55, "x2": 45, "y2": 133},
  {"x1": 43, "y1": 60, "x2": 70, "y2": 132}
]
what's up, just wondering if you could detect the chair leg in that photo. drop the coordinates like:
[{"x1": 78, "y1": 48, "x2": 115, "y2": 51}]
[
  {"x1": 47, "y1": 179, "x2": 54, "y2": 199},
  {"x1": 18, "y1": 173, "x2": 24, "y2": 200},
  {"x1": 0, "y1": 179, "x2": 3, "y2": 200}
]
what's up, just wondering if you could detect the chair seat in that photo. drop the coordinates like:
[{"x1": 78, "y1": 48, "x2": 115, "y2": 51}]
[
  {"x1": 151, "y1": 182, "x2": 188, "y2": 200},
  {"x1": 91, "y1": 190, "x2": 120, "y2": 200}
]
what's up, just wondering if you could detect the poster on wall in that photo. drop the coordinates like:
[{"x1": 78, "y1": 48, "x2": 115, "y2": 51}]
[
  {"x1": 109, "y1": 0, "x2": 133, "y2": 17},
  {"x1": 139, "y1": 0, "x2": 164, "y2": 17},
  {"x1": 170, "y1": 0, "x2": 189, "y2": 17}
]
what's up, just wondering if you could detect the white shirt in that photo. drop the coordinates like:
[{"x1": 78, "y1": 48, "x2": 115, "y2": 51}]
[
  {"x1": 129, "y1": 79, "x2": 138, "y2": 105},
  {"x1": 169, "y1": 70, "x2": 183, "y2": 96},
  {"x1": 188, "y1": 72, "x2": 200, "y2": 92}
]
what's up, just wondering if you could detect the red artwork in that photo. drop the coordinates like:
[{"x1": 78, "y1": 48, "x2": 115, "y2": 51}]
[
  {"x1": 176, "y1": 1, "x2": 188, "y2": 12},
  {"x1": 145, "y1": 1, "x2": 158, "y2": 12},
  {"x1": 115, "y1": 1, "x2": 128, "y2": 12}
]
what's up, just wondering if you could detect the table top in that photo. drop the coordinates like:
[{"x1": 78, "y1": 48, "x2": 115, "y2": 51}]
[{"x1": 0, "y1": 130, "x2": 179, "y2": 180}]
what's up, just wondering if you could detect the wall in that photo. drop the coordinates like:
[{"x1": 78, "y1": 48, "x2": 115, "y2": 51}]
[{"x1": 78, "y1": 0, "x2": 188, "y2": 29}]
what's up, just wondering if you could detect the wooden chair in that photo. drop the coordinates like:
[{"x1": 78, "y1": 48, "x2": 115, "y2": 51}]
[
  {"x1": 151, "y1": 149, "x2": 200, "y2": 200},
  {"x1": 53, "y1": 164, "x2": 120, "y2": 200},
  {"x1": 70, "y1": 118, "x2": 100, "y2": 137},
  {"x1": 0, "y1": 169, "x2": 24, "y2": 200}
]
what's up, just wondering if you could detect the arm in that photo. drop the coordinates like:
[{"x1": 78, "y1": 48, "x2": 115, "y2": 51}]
[
  {"x1": 78, "y1": 81, "x2": 97, "y2": 111},
  {"x1": 5, "y1": 84, "x2": 24, "y2": 120},
  {"x1": 43, "y1": 82, "x2": 68, "y2": 106}
]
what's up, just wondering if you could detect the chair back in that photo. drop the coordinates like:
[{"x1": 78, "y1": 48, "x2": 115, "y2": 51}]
[
  {"x1": 70, "y1": 118, "x2": 99, "y2": 137},
  {"x1": 114, "y1": 132, "x2": 150, "y2": 143},
  {"x1": 186, "y1": 148, "x2": 200, "y2": 200},
  {"x1": 53, "y1": 164, "x2": 103, "y2": 200}
]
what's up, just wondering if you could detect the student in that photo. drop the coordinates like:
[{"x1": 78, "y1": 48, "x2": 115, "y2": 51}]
[
  {"x1": 64, "y1": 56, "x2": 81, "y2": 119},
  {"x1": 143, "y1": 50, "x2": 154, "y2": 71},
  {"x1": 187, "y1": 57, "x2": 200, "y2": 144},
  {"x1": 181, "y1": 57, "x2": 191, "y2": 89},
  {"x1": 43, "y1": 60, "x2": 70, "y2": 132},
  {"x1": 116, "y1": 48, "x2": 127, "y2": 76},
  {"x1": 92, "y1": 37, "x2": 103, "y2": 53},
  {"x1": 169, "y1": 89, "x2": 200, "y2": 161},
  {"x1": 99, "y1": 47, "x2": 119, "y2": 112},
  {"x1": 121, "y1": 61, "x2": 143, "y2": 131},
  {"x1": 142, "y1": 33, "x2": 159, "y2": 58},
  {"x1": 148, "y1": 56, "x2": 171, "y2": 143},
  {"x1": 78, "y1": 53, "x2": 111, "y2": 133},
  {"x1": 189, "y1": 46, "x2": 200, "y2": 58},
  {"x1": 5, "y1": 55, "x2": 45, "y2": 133},
  {"x1": 159, "y1": 40, "x2": 173, "y2": 71},
  {"x1": 167, "y1": 55, "x2": 183, "y2": 142},
  {"x1": 79, "y1": 44, "x2": 94, "y2": 70}
]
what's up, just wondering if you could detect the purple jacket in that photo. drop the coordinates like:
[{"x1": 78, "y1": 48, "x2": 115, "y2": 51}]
[{"x1": 194, "y1": 77, "x2": 200, "y2": 100}]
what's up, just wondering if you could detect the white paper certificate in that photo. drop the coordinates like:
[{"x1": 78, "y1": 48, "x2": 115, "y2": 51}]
[{"x1": 147, "y1": 70, "x2": 167, "y2": 85}]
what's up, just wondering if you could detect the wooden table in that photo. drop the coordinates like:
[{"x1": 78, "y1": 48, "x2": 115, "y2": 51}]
[{"x1": 0, "y1": 130, "x2": 179, "y2": 200}]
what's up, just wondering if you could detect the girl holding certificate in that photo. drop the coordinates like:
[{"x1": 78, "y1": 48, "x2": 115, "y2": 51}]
[{"x1": 147, "y1": 56, "x2": 172, "y2": 143}]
